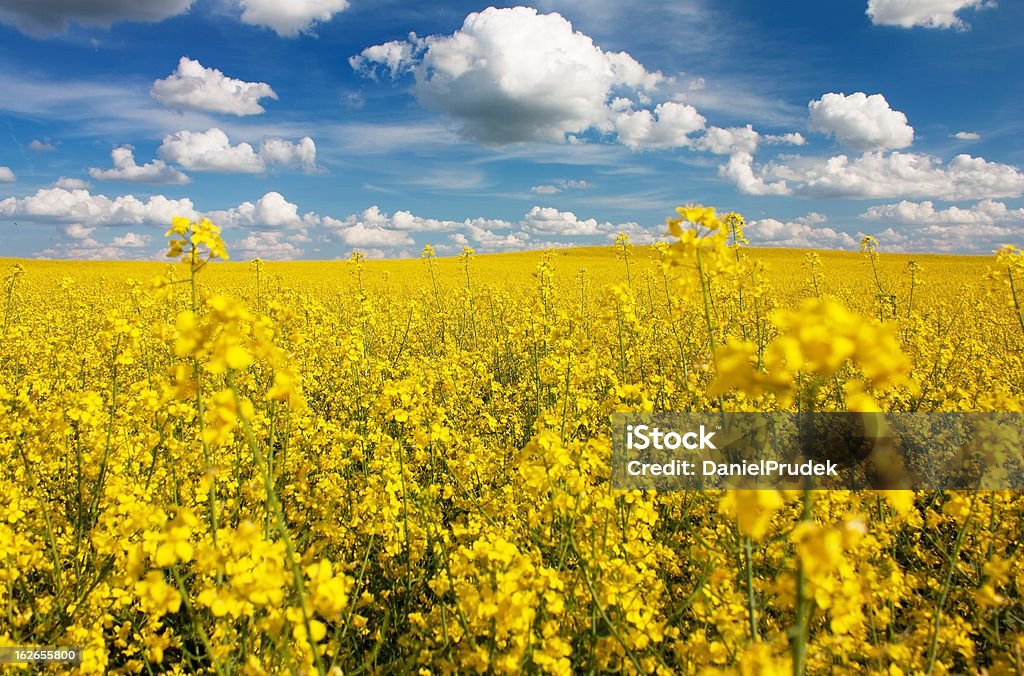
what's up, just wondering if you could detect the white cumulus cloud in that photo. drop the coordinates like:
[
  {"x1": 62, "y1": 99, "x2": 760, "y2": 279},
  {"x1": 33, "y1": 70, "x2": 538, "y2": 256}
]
[
  {"x1": 231, "y1": 231, "x2": 305, "y2": 260},
  {"x1": 258, "y1": 136, "x2": 317, "y2": 171},
  {"x1": 613, "y1": 102, "x2": 705, "y2": 150},
  {"x1": 953, "y1": 131, "x2": 980, "y2": 140},
  {"x1": 351, "y1": 6, "x2": 668, "y2": 145},
  {"x1": 808, "y1": 92, "x2": 914, "y2": 151},
  {"x1": 866, "y1": 0, "x2": 994, "y2": 29},
  {"x1": 749, "y1": 214, "x2": 859, "y2": 249},
  {"x1": 694, "y1": 126, "x2": 807, "y2": 193},
  {"x1": 62, "y1": 223, "x2": 94, "y2": 240},
  {"x1": 323, "y1": 204, "x2": 651, "y2": 252},
  {"x1": 764, "y1": 132, "x2": 806, "y2": 146},
  {"x1": 238, "y1": 0, "x2": 350, "y2": 37},
  {"x1": 517, "y1": 206, "x2": 650, "y2": 241},
  {"x1": 522, "y1": 206, "x2": 613, "y2": 236},
  {"x1": 350, "y1": 39, "x2": 419, "y2": 78},
  {"x1": 334, "y1": 222, "x2": 416, "y2": 248},
  {"x1": 325, "y1": 205, "x2": 513, "y2": 246},
  {"x1": 759, "y1": 151, "x2": 1024, "y2": 200},
  {"x1": 112, "y1": 232, "x2": 150, "y2": 248},
  {"x1": 151, "y1": 57, "x2": 278, "y2": 116},
  {"x1": 209, "y1": 191, "x2": 311, "y2": 230},
  {"x1": 695, "y1": 125, "x2": 761, "y2": 155},
  {"x1": 159, "y1": 128, "x2": 262, "y2": 172},
  {"x1": 0, "y1": 167, "x2": 14, "y2": 182},
  {"x1": 28, "y1": 139, "x2": 56, "y2": 152},
  {"x1": 721, "y1": 152, "x2": 790, "y2": 196},
  {"x1": 55, "y1": 177, "x2": 90, "y2": 190},
  {"x1": 0, "y1": 187, "x2": 196, "y2": 226},
  {"x1": 857, "y1": 223, "x2": 1020, "y2": 254},
  {"x1": 89, "y1": 146, "x2": 191, "y2": 184},
  {"x1": 37, "y1": 239, "x2": 134, "y2": 260},
  {"x1": 860, "y1": 199, "x2": 1024, "y2": 225},
  {"x1": 157, "y1": 128, "x2": 316, "y2": 173}
]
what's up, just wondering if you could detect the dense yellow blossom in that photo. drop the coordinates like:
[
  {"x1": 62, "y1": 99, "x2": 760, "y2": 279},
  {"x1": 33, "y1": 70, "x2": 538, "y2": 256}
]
[{"x1": 0, "y1": 205, "x2": 1022, "y2": 674}]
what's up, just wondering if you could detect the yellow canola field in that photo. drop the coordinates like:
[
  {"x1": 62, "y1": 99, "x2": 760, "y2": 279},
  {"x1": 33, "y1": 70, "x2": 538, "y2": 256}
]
[{"x1": 1, "y1": 208, "x2": 1023, "y2": 674}]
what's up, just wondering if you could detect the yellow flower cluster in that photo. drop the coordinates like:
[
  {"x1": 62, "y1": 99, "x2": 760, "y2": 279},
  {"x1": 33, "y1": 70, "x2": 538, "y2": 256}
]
[{"x1": 0, "y1": 206, "x2": 1022, "y2": 674}]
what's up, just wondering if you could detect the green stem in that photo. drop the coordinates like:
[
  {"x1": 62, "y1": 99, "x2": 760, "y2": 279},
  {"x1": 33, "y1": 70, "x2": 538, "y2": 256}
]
[
  {"x1": 925, "y1": 506, "x2": 973, "y2": 675},
  {"x1": 744, "y1": 535, "x2": 759, "y2": 641},
  {"x1": 791, "y1": 486, "x2": 813, "y2": 676}
]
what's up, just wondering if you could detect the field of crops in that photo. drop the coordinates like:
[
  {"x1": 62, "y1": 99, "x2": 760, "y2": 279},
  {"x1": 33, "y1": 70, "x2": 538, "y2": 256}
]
[{"x1": 2, "y1": 207, "x2": 1023, "y2": 673}]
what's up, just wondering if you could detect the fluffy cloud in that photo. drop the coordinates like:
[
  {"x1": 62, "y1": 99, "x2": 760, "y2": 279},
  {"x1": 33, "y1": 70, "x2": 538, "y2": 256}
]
[
  {"x1": 111, "y1": 232, "x2": 150, "y2": 248},
  {"x1": 0, "y1": 167, "x2": 14, "y2": 182},
  {"x1": 759, "y1": 152, "x2": 1024, "y2": 200},
  {"x1": 230, "y1": 231, "x2": 304, "y2": 260},
  {"x1": 695, "y1": 125, "x2": 760, "y2": 155},
  {"x1": 866, "y1": 0, "x2": 994, "y2": 29},
  {"x1": 238, "y1": 0, "x2": 349, "y2": 37},
  {"x1": 444, "y1": 224, "x2": 604, "y2": 254},
  {"x1": 151, "y1": 57, "x2": 278, "y2": 116},
  {"x1": 859, "y1": 223, "x2": 1019, "y2": 254},
  {"x1": 2, "y1": 187, "x2": 317, "y2": 259},
  {"x1": 157, "y1": 128, "x2": 316, "y2": 173},
  {"x1": 55, "y1": 177, "x2": 91, "y2": 190},
  {"x1": 38, "y1": 227, "x2": 155, "y2": 260},
  {"x1": 325, "y1": 205, "x2": 512, "y2": 243},
  {"x1": 692, "y1": 126, "x2": 807, "y2": 195},
  {"x1": 159, "y1": 129, "x2": 261, "y2": 172},
  {"x1": 808, "y1": 92, "x2": 914, "y2": 151},
  {"x1": 1, "y1": 187, "x2": 678, "y2": 257},
  {"x1": 748, "y1": 213, "x2": 858, "y2": 249},
  {"x1": 62, "y1": 223, "x2": 94, "y2": 240},
  {"x1": 0, "y1": 187, "x2": 195, "y2": 226},
  {"x1": 28, "y1": 139, "x2": 56, "y2": 152},
  {"x1": 209, "y1": 191, "x2": 311, "y2": 229},
  {"x1": 351, "y1": 7, "x2": 667, "y2": 145},
  {"x1": 323, "y1": 207, "x2": 420, "y2": 247},
  {"x1": 0, "y1": 0, "x2": 194, "y2": 37},
  {"x1": 89, "y1": 146, "x2": 191, "y2": 184},
  {"x1": 257, "y1": 137, "x2": 317, "y2": 171},
  {"x1": 860, "y1": 199, "x2": 1024, "y2": 225},
  {"x1": 457, "y1": 224, "x2": 531, "y2": 250},
  {"x1": 523, "y1": 206, "x2": 602, "y2": 236},
  {"x1": 953, "y1": 131, "x2": 980, "y2": 140},
  {"x1": 4, "y1": 187, "x2": 320, "y2": 260},
  {"x1": 334, "y1": 222, "x2": 416, "y2": 248},
  {"x1": 37, "y1": 239, "x2": 135, "y2": 260},
  {"x1": 696, "y1": 127, "x2": 806, "y2": 162},
  {"x1": 351, "y1": 40, "x2": 418, "y2": 78},
  {"x1": 720, "y1": 152, "x2": 790, "y2": 196},
  {"x1": 613, "y1": 102, "x2": 705, "y2": 150},
  {"x1": 764, "y1": 132, "x2": 806, "y2": 146},
  {"x1": 522, "y1": 205, "x2": 637, "y2": 236},
  {"x1": 324, "y1": 204, "x2": 647, "y2": 251}
]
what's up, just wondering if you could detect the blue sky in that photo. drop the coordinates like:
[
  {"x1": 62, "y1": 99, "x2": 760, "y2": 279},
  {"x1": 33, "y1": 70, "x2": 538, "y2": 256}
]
[{"x1": 0, "y1": 0, "x2": 1021, "y2": 259}]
